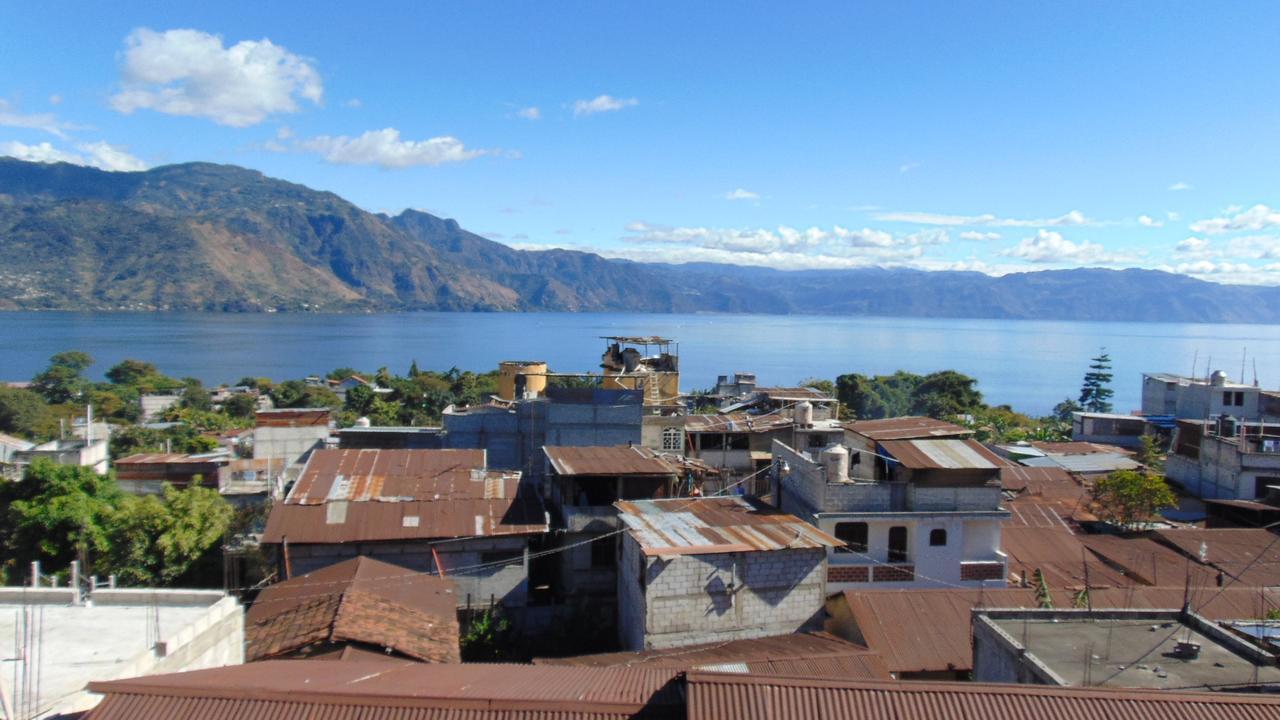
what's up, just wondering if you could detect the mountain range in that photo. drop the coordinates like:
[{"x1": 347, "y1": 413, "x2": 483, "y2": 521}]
[{"x1": 2, "y1": 157, "x2": 1278, "y2": 323}]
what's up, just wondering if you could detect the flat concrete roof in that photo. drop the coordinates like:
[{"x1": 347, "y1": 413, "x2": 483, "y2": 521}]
[
  {"x1": 0, "y1": 590, "x2": 230, "y2": 717},
  {"x1": 991, "y1": 616, "x2": 1280, "y2": 691}
]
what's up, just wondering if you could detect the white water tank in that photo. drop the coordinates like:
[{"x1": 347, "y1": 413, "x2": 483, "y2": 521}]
[
  {"x1": 1210, "y1": 370, "x2": 1229, "y2": 386},
  {"x1": 795, "y1": 400, "x2": 814, "y2": 427},
  {"x1": 355, "y1": 416, "x2": 372, "y2": 428},
  {"x1": 822, "y1": 444, "x2": 849, "y2": 484}
]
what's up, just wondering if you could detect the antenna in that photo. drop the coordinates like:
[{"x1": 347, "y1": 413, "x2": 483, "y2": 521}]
[
  {"x1": 1191, "y1": 349, "x2": 1198, "y2": 379},
  {"x1": 1242, "y1": 347, "x2": 1247, "y2": 385},
  {"x1": 1254, "y1": 358, "x2": 1259, "y2": 387},
  {"x1": 1205, "y1": 356, "x2": 1212, "y2": 381}
]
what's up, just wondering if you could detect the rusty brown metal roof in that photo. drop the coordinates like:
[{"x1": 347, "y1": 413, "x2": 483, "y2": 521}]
[
  {"x1": 843, "y1": 416, "x2": 973, "y2": 441},
  {"x1": 684, "y1": 671, "x2": 1280, "y2": 720},
  {"x1": 1152, "y1": 528, "x2": 1280, "y2": 586},
  {"x1": 115, "y1": 453, "x2": 220, "y2": 465},
  {"x1": 535, "y1": 632, "x2": 890, "y2": 680},
  {"x1": 544, "y1": 446, "x2": 677, "y2": 477},
  {"x1": 832, "y1": 586, "x2": 1280, "y2": 676},
  {"x1": 615, "y1": 497, "x2": 842, "y2": 557},
  {"x1": 1030, "y1": 441, "x2": 1135, "y2": 456},
  {"x1": 256, "y1": 408, "x2": 332, "y2": 427},
  {"x1": 684, "y1": 412, "x2": 793, "y2": 434},
  {"x1": 1001, "y1": 465, "x2": 1095, "y2": 528},
  {"x1": 261, "y1": 449, "x2": 547, "y2": 544},
  {"x1": 85, "y1": 661, "x2": 686, "y2": 719},
  {"x1": 879, "y1": 438, "x2": 1004, "y2": 470},
  {"x1": 1001, "y1": 526, "x2": 1137, "y2": 589},
  {"x1": 246, "y1": 556, "x2": 460, "y2": 663}
]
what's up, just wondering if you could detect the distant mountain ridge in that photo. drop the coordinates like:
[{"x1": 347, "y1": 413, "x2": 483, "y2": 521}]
[{"x1": 2, "y1": 157, "x2": 1279, "y2": 323}]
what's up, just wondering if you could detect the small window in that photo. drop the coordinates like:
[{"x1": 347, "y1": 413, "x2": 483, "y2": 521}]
[
  {"x1": 807, "y1": 433, "x2": 828, "y2": 448},
  {"x1": 1236, "y1": 391, "x2": 1246, "y2": 406},
  {"x1": 727, "y1": 433, "x2": 750, "y2": 450},
  {"x1": 1224, "y1": 391, "x2": 1233, "y2": 406},
  {"x1": 833, "y1": 522, "x2": 868, "y2": 554},
  {"x1": 929, "y1": 528, "x2": 947, "y2": 546},
  {"x1": 888, "y1": 526, "x2": 909, "y2": 563},
  {"x1": 662, "y1": 427, "x2": 684, "y2": 452}
]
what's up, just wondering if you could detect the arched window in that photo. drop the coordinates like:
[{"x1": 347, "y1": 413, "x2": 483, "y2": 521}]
[
  {"x1": 929, "y1": 528, "x2": 947, "y2": 547},
  {"x1": 662, "y1": 427, "x2": 684, "y2": 452}
]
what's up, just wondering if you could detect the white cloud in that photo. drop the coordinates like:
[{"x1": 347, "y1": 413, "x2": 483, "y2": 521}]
[
  {"x1": 298, "y1": 128, "x2": 494, "y2": 168},
  {"x1": 1000, "y1": 229, "x2": 1130, "y2": 264},
  {"x1": 1169, "y1": 181, "x2": 1192, "y2": 191},
  {"x1": 48, "y1": 94, "x2": 62, "y2": 106},
  {"x1": 1189, "y1": 204, "x2": 1280, "y2": 235},
  {"x1": 1225, "y1": 235, "x2": 1280, "y2": 260},
  {"x1": 898, "y1": 161, "x2": 921, "y2": 174},
  {"x1": 1167, "y1": 211, "x2": 1181, "y2": 222},
  {"x1": 572, "y1": 94, "x2": 638, "y2": 116},
  {"x1": 344, "y1": 98, "x2": 361, "y2": 109},
  {"x1": 875, "y1": 209, "x2": 1090, "y2": 227},
  {"x1": 959, "y1": 231, "x2": 1001, "y2": 241},
  {"x1": 722, "y1": 188, "x2": 759, "y2": 201},
  {"x1": 620, "y1": 221, "x2": 948, "y2": 265},
  {"x1": 1, "y1": 139, "x2": 147, "y2": 171},
  {"x1": 516, "y1": 106, "x2": 540, "y2": 120},
  {"x1": 1174, "y1": 236, "x2": 1214, "y2": 258},
  {"x1": 110, "y1": 28, "x2": 323, "y2": 127},
  {"x1": 0, "y1": 99, "x2": 73, "y2": 138},
  {"x1": 1137, "y1": 214, "x2": 1163, "y2": 228}
]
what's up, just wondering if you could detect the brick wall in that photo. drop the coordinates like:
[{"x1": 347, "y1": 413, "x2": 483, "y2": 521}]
[
  {"x1": 960, "y1": 561, "x2": 1005, "y2": 582},
  {"x1": 871, "y1": 564, "x2": 914, "y2": 582},
  {"x1": 828, "y1": 565, "x2": 869, "y2": 583}
]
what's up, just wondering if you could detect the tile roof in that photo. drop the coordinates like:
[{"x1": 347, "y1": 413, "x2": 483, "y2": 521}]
[
  {"x1": 879, "y1": 438, "x2": 1004, "y2": 470},
  {"x1": 832, "y1": 586, "x2": 1280, "y2": 676},
  {"x1": 246, "y1": 556, "x2": 460, "y2": 663},
  {"x1": 544, "y1": 445, "x2": 677, "y2": 476},
  {"x1": 615, "y1": 496, "x2": 842, "y2": 557},
  {"x1": 535, "y1": 632, "x2": 890, "y2": 681},
  {"x1": 85, "y1": 661, "x2": 686, "y2": 720},
  {"x1": 261, "y1": 449, "x2": 548, "y2": 544},
  {"x1": 842, "y1": 416, "x2": 973, "y2": 441},
  {"x1": 683, "y1": 671, "x2": 1280, "y2": 720}
]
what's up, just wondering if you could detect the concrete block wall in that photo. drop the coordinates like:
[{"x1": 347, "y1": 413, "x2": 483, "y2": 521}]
[
  {"x1": 618, "y1": 534, "x2": 647, "y2": 650},
  {"x1": 620, "y1": 537, "x2": 826, "y2": 650},
  {"x1": 911, "y1": 485, "x2": 1002, "y2": 512}
]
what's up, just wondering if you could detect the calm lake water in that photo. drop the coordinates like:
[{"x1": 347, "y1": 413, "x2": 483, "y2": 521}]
[{"x1": 2, "y1": 311, "x2": 1279, "y2": 416}]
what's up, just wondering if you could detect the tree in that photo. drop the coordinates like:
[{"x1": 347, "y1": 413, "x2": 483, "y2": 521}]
[
  {"x1": 1078, "y1": 349, "x2": 1114, "y2": 413},
  {"x1": 222, "y1": 392, "x2": 259, "y2": 419},
  {"x1": 1052, "y1": 398, "x2": 1082, "y2": 423},
  {"x1": 0, "y1": 386, "x2": 57, "y2": 439},
  {"x1": 0, "y1": 459, "x2": 121, "y2": 576},
  {"x1": 910, "y1": 370, "x2": 983, "y2": 419},
  {"x1": 106, "y1": 484, "x2": 233, "y2": 586},
  {"x1": 1089, "y1": 469, "x2": 1176, "y2": 531},
  {"x1": 104, "y1": 359, "x2": 179, "y2": 392},
  {"x1": 178, "y1": 378, "x2": 212, "y2": 411},
  {"x1": 31, "y1": 350, "x2": 94, "y2": 404},
  {"x1": 1134, "y1": 434, "x2": 1164, "y2": 472}
]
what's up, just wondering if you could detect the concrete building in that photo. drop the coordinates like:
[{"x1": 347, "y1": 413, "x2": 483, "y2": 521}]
[
  {"x1": 113, "y1": 451, "x2": 232, "y2": 495},
  {"x1": 337, "y1": 425, "x2": 445, "y2": 449},
  {"x1": 251, "y1": 408, "x2": 331, "y2": 478},
  {"x1": 1143, "y1": 371, "x2": 1280, "y2": 422},
  {"x1": 1166, "y1": 419, "x2": 1280, "y2": 500},
  {"x1": 260, "y1": 449, "x2": 549, "y2": 612},
  {"x1": 599, "y1": 336, "x2": 680, "y2": 409},
  {"x1": 683, "y1": 410, "x2": 843, "y2": 491},
  {"x1": 615, "y1": 496, "x2": 841, "y2": 651},
  {"x1": 0, "y1": 585, "x2": 242, "y2": 718},
  {"x1": 775, "y1": 436, "x2": 1008, "y2": 590},
  {"x1": 973, "y1": 608, "x2": 1280, "y2": 692},
  {"x1": 842, "y1": 416, "x2": 974, "y2": 479},
  {"x1": 542, "y1": 445, "x2": 683, "y2": 599},
  {"x1": 138, "y1": 393, "x2": 182, "y2": 423},
  {"x1": 11, "y1": 436, "x2": 109, "y2": 475},
  {"x1": 1070, "y1": 411, "x2": 1148, "y2": 448}
]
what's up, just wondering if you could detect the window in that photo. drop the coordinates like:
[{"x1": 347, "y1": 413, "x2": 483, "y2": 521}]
[
  {"x1": 727, "y1": 433, "x2": 750, "y2": 450},
  {"x1": 662, "y1": 427, "x2": 684, "y2": 452},
  {"x1": 1224, "y1": 391, "x2": 1245, "y2": 407},
  {"x1": 807, "y1": 433, "x2": 828, "y2": 448},
  {"x1": 929, "y1": 528, "x2": 947, "y2": 547},
  {"x1": 887, "y1": 526, "x2": 909, "y2": 563},
  {"x1": 833, "y1": 522, "x2": 868, "y2": 554}
]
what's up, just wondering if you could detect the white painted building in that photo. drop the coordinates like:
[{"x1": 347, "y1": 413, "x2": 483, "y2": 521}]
[
  {"x1": 1167, "y1": 419, "x2": 1280, "y2": 500},
  {"x1": 1142, "y1": 371, "x2": 1280, "y2": 422},
  {"x1": 775, "y1": 436, "x2": 1008, "y2": 591}
]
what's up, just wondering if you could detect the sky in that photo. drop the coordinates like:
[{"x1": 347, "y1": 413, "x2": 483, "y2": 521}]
[{"x1": 3, "y1": 2, "x2": 1280, "y2": 283}]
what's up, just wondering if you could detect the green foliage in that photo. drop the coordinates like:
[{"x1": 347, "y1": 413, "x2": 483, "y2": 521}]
[
  {"x1": 269, "y1": 380, "x2": 341, "y2": 409},
  {"x1": 460, "y1": 608, "x2": 513, "y2": 661},
  {"x1": 178, "y1": 378, "x2": 213, "y2": 411},
  {"x1": 31, "y1": 350, "x2": 94, "y2": 404},
  {"x1": 104, "y1": 359, "x2": 182, "y2": 393},
  {"x1": 1079, "y1": 349, "x2": 1115, "y2": 413},
  {"x1": 108, "y1": 424, "x2": 219, "y2": 460},
  {"x1": 0, "y1": 386, "x2": 57, "y2": 439},
  {"x1": 835, "y1": 369, "x2": 982, "y2": 420},
  {"x1": 1089, "y1": 469, "x2": 1177, "y2": 531},
  {"x1": 105, "y1": 485, "x2": 234, "y2": 586},
  {"x1": 1134, "y1": 435, "x2": 1164, "y2": 472},
  {"x1": 222, "y1": 392, "x2": 259, "y2": 419},
  {"x1": 1052, "y1": 398, "x2": 1082, "y2": 422},
  {"x1": 799, "y1": 377, "x2": 836, "y2": 396},
  {"x1": 0, "y1": 459, "x2": 122, "y2": 575}
]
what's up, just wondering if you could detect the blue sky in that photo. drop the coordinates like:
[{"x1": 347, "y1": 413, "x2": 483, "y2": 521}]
[{"x1": 3, "y1": 2, "x2": 1280, "y2": 282}]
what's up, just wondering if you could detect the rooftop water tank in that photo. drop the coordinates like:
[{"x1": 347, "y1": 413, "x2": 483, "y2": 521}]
[
  {"x1": 795, "y1": 400, "x2": 814, "y2": 427},
  {"x1": 822, "y1": 444, "x2": 849, "y2": 484}
]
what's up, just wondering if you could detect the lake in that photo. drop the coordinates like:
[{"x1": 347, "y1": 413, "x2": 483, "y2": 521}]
[{"x1": 2, "y1": 311, "x2": 1278, "y2": 416}]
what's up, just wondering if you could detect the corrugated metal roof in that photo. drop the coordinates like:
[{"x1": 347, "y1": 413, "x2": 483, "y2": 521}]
[
  {"x1": 544, "y1": 446, "x2": 677, "y2": 477},
  {"x1": 1152, "y1": 528, "x2": 1280, "y2": 586},
  {"x1": 85, "y1": 661, "x2": 686, "y2": 720},
  {"x1": 1030, "y1": 441, "x2": 1135, "y2": 456},
  {"x1": 753, "y1": 387, "x2": 835, "y2": 401},
  {"x1": 1022, "y1": 453, "x2": 1142, "y2": 474},
  {"x1": 535, "y1": 632, "x2": 889, "y2": 680},
  {"x1": 879, "y1": 438, "x2": 1002, "y2": 470},
  {"x1": 246, "y1": 557, "x2": 460, "y2": 663},
  {"x1": 262, "y1": 449, "x2": 547, "y2": 544},
  {"x1": 1001, "y1": 466, "x2": 1095, "y2": 528},
  {"x1": 256, "y1": 408, "x2": 332, "y2": 427},
  {"x1": 615, "y1": 497, "x2": 842, "y2": 557},
  {"x1": 843, "y1": 416, "x2": 973, "y2": 441},
  {"x1": 832, "y1": 587, "x2": 1280, "y2": 675},
  {"x1": 684, "y1": 671, "x2": 1280, "y2": 720},
  {"x1": 685, "y1": 413, "x2": 794, "y2": 434},
  {"x1": 1001, "y1": 526, "x2": 1136, "y2": 589}
]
